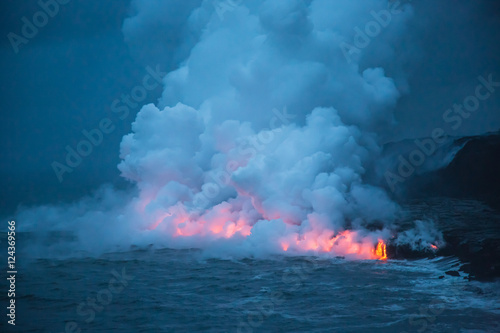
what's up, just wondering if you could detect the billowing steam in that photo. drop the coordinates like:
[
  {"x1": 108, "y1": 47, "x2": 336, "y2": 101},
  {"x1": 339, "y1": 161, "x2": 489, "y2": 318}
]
[{"x1": 19, "y1": 0, "x2": 445, "y2": 258}]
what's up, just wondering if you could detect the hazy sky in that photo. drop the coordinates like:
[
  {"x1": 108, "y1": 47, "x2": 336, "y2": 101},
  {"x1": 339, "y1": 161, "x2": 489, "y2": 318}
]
[{"x1": 1, "y1": 1, "x2": 159, "y2": 214}]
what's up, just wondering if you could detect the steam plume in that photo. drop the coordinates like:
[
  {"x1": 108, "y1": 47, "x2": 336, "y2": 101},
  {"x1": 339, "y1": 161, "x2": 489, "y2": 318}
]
[{"x1": 19, "y1": 0, "x2": 450, "y2": 258}]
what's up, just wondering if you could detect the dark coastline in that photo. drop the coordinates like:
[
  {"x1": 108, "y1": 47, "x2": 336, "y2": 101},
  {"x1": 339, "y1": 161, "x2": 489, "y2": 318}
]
[{"x1": 394, "y1": 133, "x2": 500, "y2": 281}]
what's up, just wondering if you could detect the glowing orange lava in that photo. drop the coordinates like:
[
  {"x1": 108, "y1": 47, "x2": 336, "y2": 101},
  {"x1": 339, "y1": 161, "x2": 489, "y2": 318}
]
[
  {"x1": 374, "y1": 240, "x2": 387, "y2": 260},
  {"x1": 430, "y1": 244, "x2": 438, "y2": 250},
  {"x1": 276, "y1": 229, "x2": 389, "y2": 260},
  {"x1": 139, "y1": 196, "x2": 389, "y2": 260}
]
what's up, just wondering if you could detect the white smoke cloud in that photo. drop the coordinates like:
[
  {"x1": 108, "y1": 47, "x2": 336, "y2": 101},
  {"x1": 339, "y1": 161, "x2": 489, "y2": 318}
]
[
  {"x1": 18, "y1": 0, "x2": 450, "y2": 258},
  {"x1": 395, "y1": 220, "x2": 445, "y2": 251}
]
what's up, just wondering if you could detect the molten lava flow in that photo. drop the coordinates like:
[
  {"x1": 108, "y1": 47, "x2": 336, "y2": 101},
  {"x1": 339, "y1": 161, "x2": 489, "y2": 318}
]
[
  {"x1": 430, "y1": 244, "x2": 438, "y2": 250},
  {"x1": 140, "y1": 195, "x2": 389, "y2": 260},
  {"x1": 374, "y1": 240, "x2": 387, "y2": 260}
]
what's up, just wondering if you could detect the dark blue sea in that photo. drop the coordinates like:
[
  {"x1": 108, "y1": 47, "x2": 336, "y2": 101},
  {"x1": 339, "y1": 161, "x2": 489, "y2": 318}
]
[{"x1": 2, "y1": 198, "x2": 499, "y2": 332}]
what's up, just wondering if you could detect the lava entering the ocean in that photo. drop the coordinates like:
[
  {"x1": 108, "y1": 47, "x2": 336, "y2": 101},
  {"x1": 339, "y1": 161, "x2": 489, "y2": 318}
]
[
  {"x1": 145, "y1": 202, "x2": 389, "y2": 260},
  {"x1": 374, "y1": 240, "x2": 388, "y2": 260}
]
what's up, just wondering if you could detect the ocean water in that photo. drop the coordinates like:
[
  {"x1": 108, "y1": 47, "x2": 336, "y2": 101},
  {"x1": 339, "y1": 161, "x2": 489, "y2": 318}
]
[
  {"x1": 2, "y1": 250, "x2": 499, "y2": 332},
  {"x1": 2, "y1": 198, "x2": 500, "y2": 332}
]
